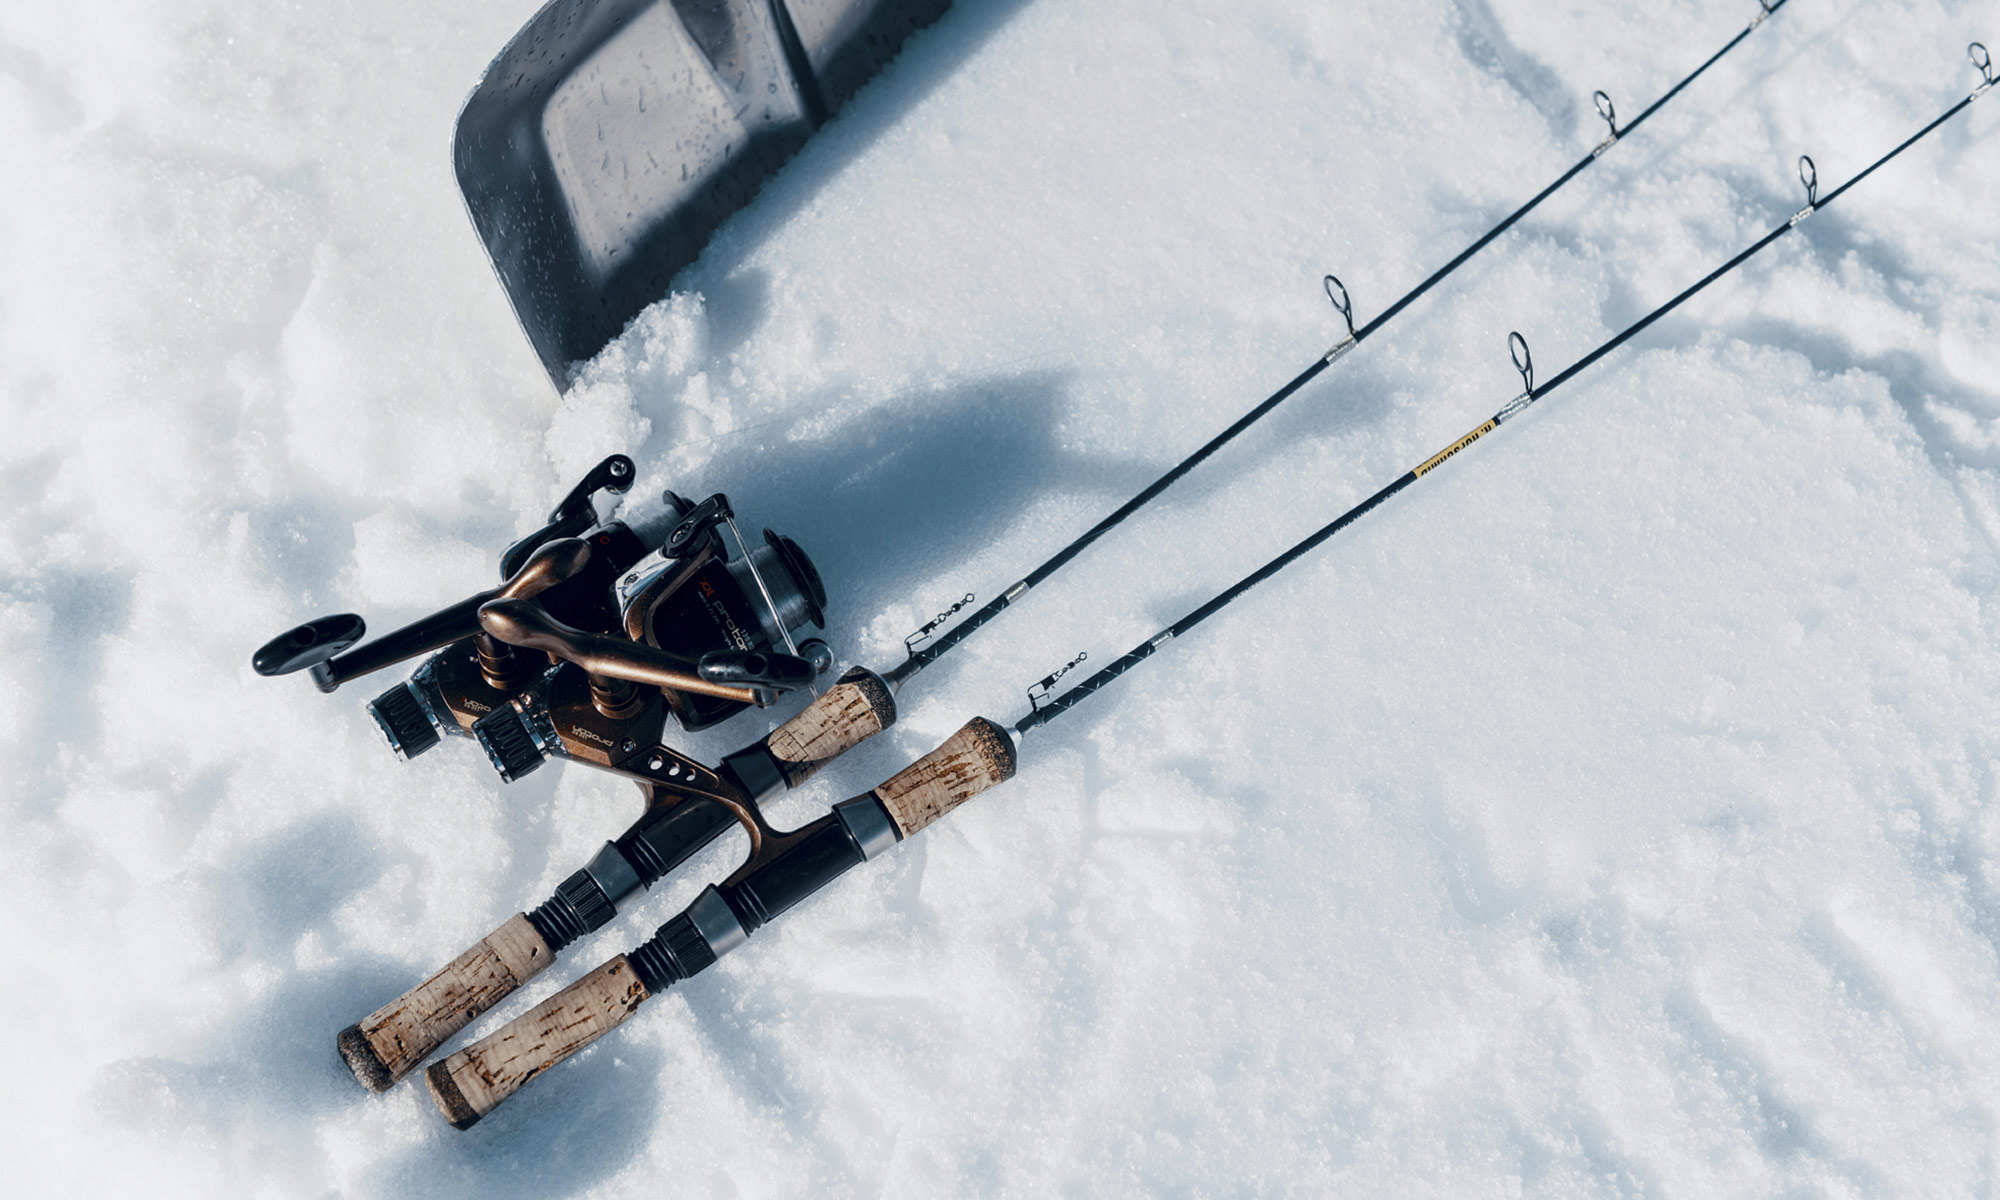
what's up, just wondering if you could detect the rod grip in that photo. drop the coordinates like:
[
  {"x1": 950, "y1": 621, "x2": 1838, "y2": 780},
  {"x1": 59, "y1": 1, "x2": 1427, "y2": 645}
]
[
  {"x1": 761, "y1": 666, "x2": 897, "y2": 786},
  {"x1": 874, "y1": 717, "x2": 1017, "y2": 838},
  {"x1": 426, "y1": 955, "x2": 650, "y2": 1129},
  {"x1": 337, "y1": 913, "x2": 553, "y2": 1091}
]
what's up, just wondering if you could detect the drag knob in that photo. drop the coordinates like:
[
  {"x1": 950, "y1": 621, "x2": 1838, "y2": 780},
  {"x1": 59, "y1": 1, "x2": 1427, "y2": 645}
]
[
  {"x1": 369, "y1": 683, "x2": 441, "y2": 760},
  {"x1": 473, "y1": 705, "x2": 547, "y2": 783}
]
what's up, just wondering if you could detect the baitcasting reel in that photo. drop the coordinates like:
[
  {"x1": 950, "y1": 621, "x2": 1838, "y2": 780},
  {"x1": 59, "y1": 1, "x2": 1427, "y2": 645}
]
[{"x1": 251, "y1": 455, "x2": 833, "y2": 781}]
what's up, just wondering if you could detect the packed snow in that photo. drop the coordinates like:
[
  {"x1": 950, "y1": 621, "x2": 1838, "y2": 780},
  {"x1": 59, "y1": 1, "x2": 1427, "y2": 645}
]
[{"x1": 5, "y1": 0, "x2": 2000, "y2": 1194}]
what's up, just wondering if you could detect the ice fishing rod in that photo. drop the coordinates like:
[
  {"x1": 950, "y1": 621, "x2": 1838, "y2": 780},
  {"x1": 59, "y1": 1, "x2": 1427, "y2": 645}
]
[
  {"x1": 422, "y1": 43, "x2": 1997, "y2": 1131},
  {"x1": 330, "y1": 0, "x2": 1798, "y2": 1094}
]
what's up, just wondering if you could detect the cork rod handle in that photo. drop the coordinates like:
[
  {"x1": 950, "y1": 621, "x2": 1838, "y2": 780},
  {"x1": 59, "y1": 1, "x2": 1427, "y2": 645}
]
[
  {"x1": 874, "y1": 717, "x2": 1018, "y2": 838},
  {"x1": 761, "y1": 666, "x2": 897, "y2": 786},
  {"x1": 426, "y1": 955, "x2": 650, "y2": 1128},
  {"x1": 423, "y1": 719, "x2": 1019, "y2": 1126},
  {"x1": 337, "y1": 913, "x2": 553, "y2": 1091}
]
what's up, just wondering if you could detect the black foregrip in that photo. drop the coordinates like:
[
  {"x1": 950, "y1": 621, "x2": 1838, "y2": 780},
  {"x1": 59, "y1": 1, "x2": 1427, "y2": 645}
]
[
  {"x1": 722, "y1": 816, "x2": 868, "y2": 934},
  {"x1": 720, "y1": 745, "x2": 787, "y2": 799}
]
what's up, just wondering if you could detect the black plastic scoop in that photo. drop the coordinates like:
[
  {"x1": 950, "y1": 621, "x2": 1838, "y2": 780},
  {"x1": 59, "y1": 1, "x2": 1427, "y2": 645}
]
[{"x1": 454, "y1": 0, "x2": 951, "y2": 390}]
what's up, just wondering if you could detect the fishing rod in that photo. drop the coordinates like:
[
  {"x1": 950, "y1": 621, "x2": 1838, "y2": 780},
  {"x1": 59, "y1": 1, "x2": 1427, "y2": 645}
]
[
  {"x1": 893, "y1": 0, "x2": 1793, "y2": 677},
  {"x1": 330, "y1": 0, "x2": 1795, "y2": 1092},
  {"x1": 421, "y1": 44, "x2": 1996, "y2": 1128}
]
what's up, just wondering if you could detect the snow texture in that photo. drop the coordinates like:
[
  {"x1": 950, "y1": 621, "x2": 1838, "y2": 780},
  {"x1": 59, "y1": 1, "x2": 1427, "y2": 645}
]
[{"x1": 5, "y1": 0, "x2": 2000, "y2": 1195}]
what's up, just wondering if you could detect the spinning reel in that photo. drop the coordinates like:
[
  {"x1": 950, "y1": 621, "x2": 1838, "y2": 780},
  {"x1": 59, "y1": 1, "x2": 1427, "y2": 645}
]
[{"x1": 251, "y1": 455, "x2": 833, "y2": 781}]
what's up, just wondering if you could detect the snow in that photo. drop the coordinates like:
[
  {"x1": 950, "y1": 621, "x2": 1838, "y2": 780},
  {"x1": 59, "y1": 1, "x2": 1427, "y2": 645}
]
[{"x1": 5, "y1": 0, "x2": 2000, "y2": 1194}]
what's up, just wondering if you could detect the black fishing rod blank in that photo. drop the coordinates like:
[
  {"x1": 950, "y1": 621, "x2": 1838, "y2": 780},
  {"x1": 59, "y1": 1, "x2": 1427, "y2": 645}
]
[
  {"x1": 1014, "y1": 42, "x2": 1997, "y2": 738},
  {"x1": 887, "y1": 0, "x2": 1794, "y2": 685},
  {"x1": 423, "y1": 43, "x2": 1993, "y2": 1129}
]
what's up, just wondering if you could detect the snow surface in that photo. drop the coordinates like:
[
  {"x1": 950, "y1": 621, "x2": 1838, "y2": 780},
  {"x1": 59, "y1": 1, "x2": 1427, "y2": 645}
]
[{"x1": 5, "y1": 0, "x2": 2000, "y2": 1194}]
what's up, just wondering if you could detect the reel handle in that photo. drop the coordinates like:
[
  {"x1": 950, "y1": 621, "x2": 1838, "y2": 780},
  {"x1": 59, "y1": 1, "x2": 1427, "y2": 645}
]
[
  {"x1": 250, "y1": 612, "x2": 366, "y2": 677},
  {"x1": 478, "y1": 597, "x2": 776, "y2": 705},
  {"x1": 257, "y1": 537, "x2": 592, "y2": 692},
  {"x1": 336, "y1": 914, "x2": 554, "y2": 1091}
]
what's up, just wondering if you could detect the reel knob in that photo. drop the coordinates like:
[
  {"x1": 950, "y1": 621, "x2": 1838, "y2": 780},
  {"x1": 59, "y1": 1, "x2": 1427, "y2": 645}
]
[
  {"x1": 473, "y1": 705, "x2": 548, "y2": 783},
  {"x1": 796, "y1": 638, "x2": 834, "y2": 676},
  {"x1": 251, "y1": 614, "x2": 366, "y2": 676},
  {"x1": 369, "y1": 682, "x2": 441, "y2": 760}
]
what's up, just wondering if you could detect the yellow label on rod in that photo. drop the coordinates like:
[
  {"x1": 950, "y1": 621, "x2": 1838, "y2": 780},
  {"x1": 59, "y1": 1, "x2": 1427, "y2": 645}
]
[{"x1": 1413, "y1": 420, "x2": 1496, "y2": 477}]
